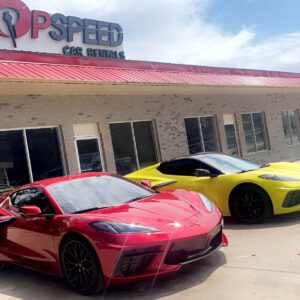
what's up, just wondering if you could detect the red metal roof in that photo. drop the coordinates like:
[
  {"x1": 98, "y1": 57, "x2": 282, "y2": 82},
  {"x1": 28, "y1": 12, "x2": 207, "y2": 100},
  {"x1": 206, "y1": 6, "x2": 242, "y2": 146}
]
[{"x1": 1, "y1": 50, "x2": 300, "y2": 87}]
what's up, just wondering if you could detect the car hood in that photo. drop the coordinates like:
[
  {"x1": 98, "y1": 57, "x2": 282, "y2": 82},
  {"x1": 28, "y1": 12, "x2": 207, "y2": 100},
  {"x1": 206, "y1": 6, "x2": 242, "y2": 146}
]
[
  {"x1": 83, "y1": 190, "x2": 204, "y2": 225},
  {"x1": 253, "y1": 162, "x2": 300, "y2": 179}
]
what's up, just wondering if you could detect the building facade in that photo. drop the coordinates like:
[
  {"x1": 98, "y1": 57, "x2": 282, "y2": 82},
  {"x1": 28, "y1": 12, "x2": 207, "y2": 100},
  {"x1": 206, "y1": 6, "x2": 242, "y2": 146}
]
[{"x1": 1, "y1": 51, "x2": 300, "y2": 186}]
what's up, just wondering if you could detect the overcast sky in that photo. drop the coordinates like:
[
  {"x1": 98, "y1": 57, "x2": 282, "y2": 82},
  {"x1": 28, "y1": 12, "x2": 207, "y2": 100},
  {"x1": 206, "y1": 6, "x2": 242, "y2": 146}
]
[{"x1": 25, "y1": 0, "x2": 300, "y2": 72}]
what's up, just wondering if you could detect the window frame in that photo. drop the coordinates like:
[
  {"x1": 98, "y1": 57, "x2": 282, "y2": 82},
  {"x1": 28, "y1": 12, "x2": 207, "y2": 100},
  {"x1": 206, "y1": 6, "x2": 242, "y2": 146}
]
[
  {"x1": 223, "y1": 114, "x2": 240, "y2": 156},
  {"x1": 158, "y1": 158, "x2": 221, "y2": 176},
  {"x1": 10, "y1": 187, "x2": 55, "y2": 215},
  {"x1": 184, "y1": 115, "x2": 221, "y2": 154},
  {"x1": 241, "y1": 112, "x2": 269, "y2": 153},
  {"x1": 74, "y1": 134, "x2": 105, "y2": 173},
  {"x1": 281, "y1": 109, "x2": 300, "y2": 145},
  {"x1": 0, "y1": 126, "x2": 66, "y2": 183},
  {"x1": 109, "y1": 120, "x2": 160, "y2": 171},
  {"x1": 224, "y1": 123, "x2": 240, "y2": 156}
]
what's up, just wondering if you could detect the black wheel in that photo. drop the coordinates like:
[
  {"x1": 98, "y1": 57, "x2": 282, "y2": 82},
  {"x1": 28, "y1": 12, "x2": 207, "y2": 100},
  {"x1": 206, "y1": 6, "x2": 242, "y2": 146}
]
[
  {"x1": 60, "y1": 237, "x2": 104, "y2": 295},
  {"x1": 230, "y1": 185, "x2": 273, "y2": 224}
]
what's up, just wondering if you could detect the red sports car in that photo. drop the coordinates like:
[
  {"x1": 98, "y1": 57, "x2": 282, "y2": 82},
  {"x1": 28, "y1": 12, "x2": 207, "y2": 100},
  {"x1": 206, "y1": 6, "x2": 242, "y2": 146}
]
[{"x1": 0, "y1": 173, "x2": 228, "y2": 295}]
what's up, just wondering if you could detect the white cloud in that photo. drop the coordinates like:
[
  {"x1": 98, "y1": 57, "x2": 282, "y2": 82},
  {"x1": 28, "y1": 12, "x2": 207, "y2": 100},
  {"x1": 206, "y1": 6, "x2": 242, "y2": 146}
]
[{"x1": 24, "y1": 0, "x2": 300, "y2": 72}]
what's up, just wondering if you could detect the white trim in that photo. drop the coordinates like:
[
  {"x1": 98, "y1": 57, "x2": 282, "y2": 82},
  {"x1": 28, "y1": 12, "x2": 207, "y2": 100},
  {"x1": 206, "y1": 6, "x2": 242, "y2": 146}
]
[
  {"x1": 130, "y1": 123, "x2": 140, "y2": 169},
  {"x1": 22, "y1": 129, "x2": 34, "y2": 183},
  {"x1": 224, "y1": 122, "x2": 240, "y2": 156},
  {"x1": 0, "y1": 125, "x2": 59, "y2": 132},
  {"x1": 108, "y1": 119, "x2": 155, "y2": 125},
  {"x1": 74, "y1": 135, "x2": 105, "y2": 173},
  {"x1": 183, "y1": 114, "x2": 215, "y2": 120}
]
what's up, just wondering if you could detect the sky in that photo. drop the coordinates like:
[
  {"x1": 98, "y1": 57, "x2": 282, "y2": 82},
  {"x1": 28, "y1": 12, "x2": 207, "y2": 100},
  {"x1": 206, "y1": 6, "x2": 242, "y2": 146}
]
[{"x1": 24, "y1": 0, "x2": 300, "y2": 72}]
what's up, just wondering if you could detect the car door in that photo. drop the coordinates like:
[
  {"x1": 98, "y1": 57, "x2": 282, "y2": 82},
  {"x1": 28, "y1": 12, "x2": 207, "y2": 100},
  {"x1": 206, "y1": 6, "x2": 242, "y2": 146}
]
[
  {"x1": 2, "y1": 187, "x2": 59, "y2": 272},
  {"x1": 157, "y1": 159, "x2": 220, "y2": 201}
]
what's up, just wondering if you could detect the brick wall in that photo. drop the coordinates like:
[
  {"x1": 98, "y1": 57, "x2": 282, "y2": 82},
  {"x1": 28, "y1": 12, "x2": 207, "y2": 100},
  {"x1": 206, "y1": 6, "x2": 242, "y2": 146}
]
[{"x1": 1, "y1": 90, "x2": 300, "y2": 174}]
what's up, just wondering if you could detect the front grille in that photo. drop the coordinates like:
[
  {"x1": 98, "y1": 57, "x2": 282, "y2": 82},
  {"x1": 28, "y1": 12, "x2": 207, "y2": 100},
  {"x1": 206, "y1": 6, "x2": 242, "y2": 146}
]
[
  {"x1": 283, "y1": 191, "x2": 300, "y2": 208},
  {"x1": 165, "y1": 227, "x2": 222, "y2": 265},
  {"x1": 114, "y1": 246, "x2": 161, "y2": 277}
]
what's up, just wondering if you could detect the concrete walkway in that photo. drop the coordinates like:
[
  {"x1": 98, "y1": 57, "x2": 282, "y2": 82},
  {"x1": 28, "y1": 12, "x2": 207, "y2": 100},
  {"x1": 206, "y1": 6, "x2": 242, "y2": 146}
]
[{"x1": 0, "y1": 212, "x2": 299, "y2": 300}]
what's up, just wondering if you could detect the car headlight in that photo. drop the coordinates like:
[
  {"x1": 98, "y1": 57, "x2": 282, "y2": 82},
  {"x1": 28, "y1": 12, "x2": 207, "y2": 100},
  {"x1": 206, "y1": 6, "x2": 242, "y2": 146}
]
[
  {"x1": 197, "y1": 193, "x2": 214, "y2": 212},
  {"x1": 89, "y1": 221, "x2": 159, "y2": 234},
  {"x1": 259, "y1": 174, "x2": 300, "y2": 182}
]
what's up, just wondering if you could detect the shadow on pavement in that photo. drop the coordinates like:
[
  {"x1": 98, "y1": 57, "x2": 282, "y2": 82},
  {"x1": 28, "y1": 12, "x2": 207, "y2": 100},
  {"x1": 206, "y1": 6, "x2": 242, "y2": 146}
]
[
  {"x1": 0, "y1": 250, "x2": 226, "y2": 300},
  {"x1": 224, "y1": 211, "x2": 300, "y2": 230}
]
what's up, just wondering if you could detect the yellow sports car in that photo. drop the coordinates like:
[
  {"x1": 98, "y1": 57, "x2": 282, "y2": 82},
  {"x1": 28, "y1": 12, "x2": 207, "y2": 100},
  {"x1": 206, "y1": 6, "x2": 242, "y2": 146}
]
[{"x1": 126, "y1": 153, "x2": 300, "y2": 223}]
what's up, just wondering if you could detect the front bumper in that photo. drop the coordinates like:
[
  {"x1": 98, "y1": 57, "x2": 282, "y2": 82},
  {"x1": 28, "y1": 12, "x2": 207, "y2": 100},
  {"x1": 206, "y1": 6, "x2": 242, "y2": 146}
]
[
  {"x1": 96, "y1": 225, "x2": 227, "y2": 285},
  {"x1": 268, "y1": 186, "x2": 300, "y2": 214}
]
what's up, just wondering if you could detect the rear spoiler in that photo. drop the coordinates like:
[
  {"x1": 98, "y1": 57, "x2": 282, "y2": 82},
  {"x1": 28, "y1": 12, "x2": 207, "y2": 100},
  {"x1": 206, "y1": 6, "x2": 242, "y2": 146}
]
[{"x1": 152, "y1": 180, "x2": 177, "y2": 190}]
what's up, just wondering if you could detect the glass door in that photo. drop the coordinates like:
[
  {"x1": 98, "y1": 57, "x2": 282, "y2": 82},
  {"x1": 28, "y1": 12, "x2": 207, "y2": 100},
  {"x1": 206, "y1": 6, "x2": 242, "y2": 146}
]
[{"x1": 75, "y1": 136, "x2": 104, "y2": 173}]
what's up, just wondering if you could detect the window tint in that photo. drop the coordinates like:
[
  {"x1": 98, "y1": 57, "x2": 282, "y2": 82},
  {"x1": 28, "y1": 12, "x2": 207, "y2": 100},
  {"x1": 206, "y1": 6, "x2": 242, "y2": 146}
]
[
  {"x1": 184, "y1": 118, "x2": 203, "y2": 154},
  {"x1": 184, "y1": 116, "x2": 220, "y2": 154},
  {"x1": 26, "y1": 128, "x2": 64, "y2": 181},
  {"x1": 200, "y1": 117, "x2": 219, "y2": 152},
  {"x1": 158, "y1": 159, "x2": 218, "y2": 176},
  {"x1": 11, "y1": 188, "x2": 54, "y2": 214},
  {"x1": 76, "y1": 138, "x2": 103, "y2": 172},
  {"x1": 224, "y1": 124, "x2": 239, "y2": 155},
  {"x1": 133, "y1": 121, "x2": 158, "y2": 169},
  {"x1": 110, "y1": 121, "x2": 158, "y2": 175},
  {"x1": 0, "y1": 131, "x2": 30, "y2": 186},
  {"x1": 0, "y1": 128, "x2": 64, "y2": 186},
  {"x1": 281, "y1": 110, "x2": 300, "y2": 145},
  {"x1": 242, "y1": 113, "x2": 269, "y2": 153}
]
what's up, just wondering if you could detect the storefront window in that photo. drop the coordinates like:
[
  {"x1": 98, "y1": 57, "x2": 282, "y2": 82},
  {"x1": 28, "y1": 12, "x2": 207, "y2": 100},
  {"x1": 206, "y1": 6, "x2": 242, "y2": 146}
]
[
  {"x1": 0, "y1": 127, "x2": 64, "y2": 186},
  {"x1": 0, "y1": 131, "x2": 29, "y2": 186},
  {"x1": 281, "y1": 110, "x2": 300, "y2": 145},
  {"x1": 184, "y1": 118, "x2": 203, "y2": 154},
  {"x1": 26, "y1": 128, "x2": 64, "y2": 181},
  {"x1": 185, "y1": 116, "x2": 220, "y2": 154},
  {"x1": 76, "y1": 138, "x2": 103, "y2": 172},
  {"x1": 242, "y1": 112, "x2": 269, "y2": 153},
  {"x1": 110, "y1": 121, "x2": 158, "y2": 175}
]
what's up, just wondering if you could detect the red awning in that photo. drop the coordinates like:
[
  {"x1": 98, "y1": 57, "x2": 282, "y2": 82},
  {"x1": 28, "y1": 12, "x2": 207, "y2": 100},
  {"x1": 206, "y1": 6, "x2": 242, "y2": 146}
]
[{"x1": 1, "y1": 50, "x2": 300, "y2": 87}]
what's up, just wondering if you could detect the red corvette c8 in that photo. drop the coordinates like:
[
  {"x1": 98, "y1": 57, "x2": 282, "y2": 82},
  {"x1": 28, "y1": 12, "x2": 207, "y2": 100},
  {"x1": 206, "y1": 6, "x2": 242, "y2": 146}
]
[{"x1": 0, "y1": 173, "x2": 228, "y2": 295}]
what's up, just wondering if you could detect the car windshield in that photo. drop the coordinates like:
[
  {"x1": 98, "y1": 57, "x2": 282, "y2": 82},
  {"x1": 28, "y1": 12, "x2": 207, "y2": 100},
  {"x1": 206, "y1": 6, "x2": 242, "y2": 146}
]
[
  {"x1": 198, "y1": 154, "x2": 261, "y2": 174},
  {"x1": 46, "y1": 175, "x2": 154, "y2": 214}
]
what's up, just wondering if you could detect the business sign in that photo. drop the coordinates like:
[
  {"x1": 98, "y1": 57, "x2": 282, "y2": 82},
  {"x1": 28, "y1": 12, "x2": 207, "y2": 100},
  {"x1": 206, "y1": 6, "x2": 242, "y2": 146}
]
[{"x1": 0, "y1": 0, "x2": 125, "y2": 59}]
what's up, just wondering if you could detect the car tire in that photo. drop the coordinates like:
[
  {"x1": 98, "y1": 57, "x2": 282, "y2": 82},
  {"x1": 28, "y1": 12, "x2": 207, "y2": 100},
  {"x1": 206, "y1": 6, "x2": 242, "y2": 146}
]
[
  {"x1": 230, "y1": 184, "x2": 273, "y2": 224},
  {"x1": 60, "y1": 236, "x2": 105, "y2": 295}
]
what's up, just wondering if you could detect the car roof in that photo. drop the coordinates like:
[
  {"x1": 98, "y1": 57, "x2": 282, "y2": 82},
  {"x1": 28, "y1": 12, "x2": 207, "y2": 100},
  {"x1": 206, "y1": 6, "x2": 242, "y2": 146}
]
[
  {"x1": 162, "y1": 152, "x2": 223, "y2": 164},
  {"x1": 23, "y1": 172, "x2": 110, "y2": 188}
]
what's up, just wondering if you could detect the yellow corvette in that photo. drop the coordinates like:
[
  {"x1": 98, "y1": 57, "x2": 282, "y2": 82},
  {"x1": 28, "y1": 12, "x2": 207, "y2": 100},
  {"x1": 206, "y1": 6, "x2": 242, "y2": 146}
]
[{"x1": 126, "y1": 153, "x2": 300, "y2": 223}]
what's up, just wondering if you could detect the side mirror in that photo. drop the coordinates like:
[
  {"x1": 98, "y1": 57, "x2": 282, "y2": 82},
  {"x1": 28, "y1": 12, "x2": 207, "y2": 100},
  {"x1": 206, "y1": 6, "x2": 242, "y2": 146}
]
[
  {"x1": 193, "y1": 169, "x2": 212, "y2": 177},
  {"x1": 20, "y1": 205, "x2": 42, "y2": 218},
  {"x1": 140, "y1": 180, "x2": 152, "y2": 189}
]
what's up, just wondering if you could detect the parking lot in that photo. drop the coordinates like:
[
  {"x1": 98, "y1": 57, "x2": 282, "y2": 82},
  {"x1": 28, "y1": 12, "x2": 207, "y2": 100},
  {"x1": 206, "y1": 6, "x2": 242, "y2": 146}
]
[{"x1": 0, "y1": 213, "x2": 298, "y2": 300}]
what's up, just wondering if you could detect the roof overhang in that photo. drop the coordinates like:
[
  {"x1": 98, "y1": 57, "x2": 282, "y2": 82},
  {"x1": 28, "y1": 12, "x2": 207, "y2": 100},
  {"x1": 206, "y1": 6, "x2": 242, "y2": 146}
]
[{"x1": 1, "y1": 50, "x2": 300, "y2": 95}]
